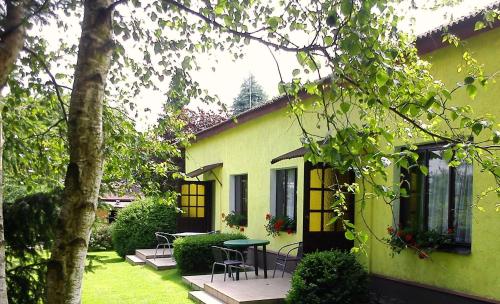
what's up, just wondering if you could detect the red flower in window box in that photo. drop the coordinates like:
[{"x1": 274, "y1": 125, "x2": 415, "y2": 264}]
[
  {"x1": 385, "y1": 227, "x2": 453, "y2": 259},
  {"x1": 447, "y1": 228, "x2": 454, "y2": 234},
  {"x1": 274, "y1": 220, "x2": 284, "y2": 231},
  {"x1": 265, "y1": 215, "x2": 295, "y2": 237},
  {"x1": 387, "y1": 226, "x2": 395, "y2": 234}
]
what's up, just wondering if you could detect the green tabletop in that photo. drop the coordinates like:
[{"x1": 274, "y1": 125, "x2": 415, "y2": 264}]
[{"x1": 223, "y1": 239, "x2": 270, "y2": 248}]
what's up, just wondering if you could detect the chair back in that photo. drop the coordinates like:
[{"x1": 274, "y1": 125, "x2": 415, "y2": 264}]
[
  {"x1": 224, "y1": 247, "x2": 246, "y2": 263},
  {"x1": 155, "y1": 232, "x2": 175, "y2": 245},
  {"x1": 211, "y1": 246, "x2": 227, "y2": 263},
  {"x1": 297, "y1": 242, "x2": 304, "y2": 259}
]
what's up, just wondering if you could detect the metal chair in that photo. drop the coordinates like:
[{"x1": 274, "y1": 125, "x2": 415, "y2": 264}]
[
  {"x1": 225, "y1": 247, "x2": 251, "y2": 281},
  {"x1": 154, "y1": 232, "x2": 176, "y2": 261},
  {"x1": 272, "y1": 242, "x2": 303, "y2": 278},
  {"x1": 211, "y1": 246, "x2": 246, "y2": 282}
]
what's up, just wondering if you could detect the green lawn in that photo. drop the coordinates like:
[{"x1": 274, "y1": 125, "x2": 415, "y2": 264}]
[{"x1": 83, "y1": 251, "x2": 194, "y2": 304}]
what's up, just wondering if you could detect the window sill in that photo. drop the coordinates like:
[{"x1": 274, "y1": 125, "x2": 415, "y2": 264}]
[{"x1": 437, "y1": 245, "x2": 471, "y2": 255}]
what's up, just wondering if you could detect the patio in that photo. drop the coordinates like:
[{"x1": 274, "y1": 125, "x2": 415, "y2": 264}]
[{"x1": 183, "y1": 270, "x2": 292, "y2": 304}]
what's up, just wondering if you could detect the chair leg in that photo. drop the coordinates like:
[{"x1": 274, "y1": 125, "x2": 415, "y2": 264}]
[
  {"x1": 223, "y1": 265, "x2": 227, "y2": 282},
  {"x1": 154, "y1": 244, "x2": 159, "y2": 261},
  {"x1": 211, "y1": 263, "x2": 216, "y2": 283},
  {"x1": 272, "y1": 260, "x2": 278, "y2": 278},
  {"x1": 281, "y1": 259, "x2": 287, "y2": 278}
]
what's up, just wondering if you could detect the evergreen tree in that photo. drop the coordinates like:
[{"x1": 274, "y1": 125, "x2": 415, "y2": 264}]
[{"x1": 232, "y1": 75, "x2": 268, "y2": 115}]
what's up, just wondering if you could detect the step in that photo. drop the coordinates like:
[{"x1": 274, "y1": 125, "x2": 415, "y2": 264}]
[
  {"x1": 145, "y1": 257, "x2": 177, "y2": 270},
  {"x1": 135, "y1": 248, "x2": 173, "y2": 260},
  {"x1": 204, "y1": 278, "x2": 289, "y2": 304},
  {"x1": 189, "y1": 291, "x2": 225, "y2": 304},
  {"x1": 125, "y1": 255, "x2": 146, "y2": 265}
]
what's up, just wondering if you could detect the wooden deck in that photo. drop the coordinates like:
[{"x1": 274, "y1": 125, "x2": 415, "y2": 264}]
[{"x1": 184, "y1": 271, "x2": 292, "y2": 304}]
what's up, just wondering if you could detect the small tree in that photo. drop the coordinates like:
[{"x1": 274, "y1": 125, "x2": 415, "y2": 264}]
[{"x1": 231, "y1": 74, "x2": 268, "y2": 115}]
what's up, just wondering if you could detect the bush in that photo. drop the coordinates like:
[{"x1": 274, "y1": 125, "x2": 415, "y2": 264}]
[
  {"x1": 112, "y1": 196, "x2": 178, "y2": 257},
  {"x1": 287, "y1": 250, "x2": 369, "y2": 304},
  {"x1": 4, "y1": 189, "x2": 62, "y2": 304},
  {"x1": 89, "y1": 221, "x2": 113, "y2": 251},
  {"x1": 173, "y1": 233, "x2": 246, "y2": 274}
]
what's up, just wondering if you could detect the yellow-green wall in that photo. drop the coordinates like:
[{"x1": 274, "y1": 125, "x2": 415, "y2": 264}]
[{"x1": 186, "y1": 27, "x2": 500, "y2": 301}]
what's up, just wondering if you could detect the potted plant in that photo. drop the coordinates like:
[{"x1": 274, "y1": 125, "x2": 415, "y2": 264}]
[
  {"x1": 222, "y1": 211, "x2": 247, "y2": 232},
  {"x1": 264, "y1": 214, "x2": 296, "y2": 237}
]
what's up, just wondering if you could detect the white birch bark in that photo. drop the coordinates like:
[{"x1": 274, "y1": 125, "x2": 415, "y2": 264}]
[{"x1": 46, "y1": 0, "x2": 114, "y2": 303}]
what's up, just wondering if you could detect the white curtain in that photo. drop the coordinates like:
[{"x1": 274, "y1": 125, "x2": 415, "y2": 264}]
[
  {"x1": 286, "y1": 169, "x2": 296, "y2": 218},
  {"x1": 454, "y1": 163, "x2": 473, "y2": 243},
  {"x1": 427, "y1": 151, "x2": 450, "y2": 234}
]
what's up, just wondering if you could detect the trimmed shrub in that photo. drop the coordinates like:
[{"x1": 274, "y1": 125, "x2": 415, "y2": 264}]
[
  {"x1": 287, "y1": 250, "x2": 369, "y2": 304},
  {"x1": 173, "y1": 233, "x2": 246, "y2": 274},
  {"x1": 112, "y1": 196, "x2": 178, "y2": 257},
  {"x1": 89, "y1": 221, "x2": 113, "y2": 251}
]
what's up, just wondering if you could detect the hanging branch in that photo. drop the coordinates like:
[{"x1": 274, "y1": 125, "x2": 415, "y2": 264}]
[{"x1": 23, "y1": 46, "x2": 69, "y2": 124}]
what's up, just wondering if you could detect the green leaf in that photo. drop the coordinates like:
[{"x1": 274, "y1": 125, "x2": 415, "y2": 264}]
[
  {"x1": 464, "y1": 76, "x2": 475, "y2": 84},
  {"x1": 419, "y1": 165, "x2": 429, "y2": 176},
  {"x1": 323, "y1": 35, "x2": 334, "y2": 45},
  {"x1": 493, "y1": 131, "x2": 500, "y2": 144},
  {"x1": 466, "y1": 84, "x2": 477, "y2": 100},
  {"x1": 341, "y1": 0, "x2": 353, "y2": 16},
  {"x1": 474, "y1": 21, "x2": 486, "y2": 31},
  {"x1": 340, "y1": 102, "x2": 351, "y2": 113},
  {"x1": 292, "y1": 69, "x2": 300, "y2": 77},
  {"x1": 399, "y1": 188, "x2": 408, "y2": 198},
  {"x1": 376, "y1": 70, "x2": 389, "y2": 87},
  {"x1": 472, "y1": 122, "x2": 483, "y2": 135},
  {"x1": 345, "y1": 230, "x2": 355, "y2": 240},
  {"x1": 267, "y1": 16, "x2": 281, "y2": 29},
  {"x1": 443, "y1": 148, "x2": 453, "y2": 162}
]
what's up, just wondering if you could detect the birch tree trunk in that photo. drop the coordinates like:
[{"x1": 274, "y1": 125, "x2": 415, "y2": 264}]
[
  {"x1": 0, "y1": 1, "x2": 28, "y2": 303},
  {"x1": 46, "y1": 0, "x2": 114, "y2": 303}
]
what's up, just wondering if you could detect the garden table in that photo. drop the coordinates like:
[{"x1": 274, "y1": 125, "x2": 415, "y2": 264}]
[{"x1": 223, "y1": 239, "x2": 270, "y2": 278}]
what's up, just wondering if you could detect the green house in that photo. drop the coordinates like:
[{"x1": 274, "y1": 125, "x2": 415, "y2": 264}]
[{"x1": 181, "y1": 11, "x2": 500, "y2": 304}]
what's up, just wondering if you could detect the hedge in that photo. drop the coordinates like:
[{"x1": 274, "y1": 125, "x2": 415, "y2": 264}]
[
  {"x1": 173, "y1": 233, "x2": 246, "y2": 274},
  {"x1": 112, "y1": 196, "x2": 178, "y2": 257},
  {"x1": 287, "y1": 250, "x2": 369, "y2": 304}
]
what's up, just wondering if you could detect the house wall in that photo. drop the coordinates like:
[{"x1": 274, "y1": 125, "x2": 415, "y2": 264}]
[
  {"x1": 185, "y1": 104, "x2": 322, "y2": 252},
  {"x1": 185, "y1": 27, "x2": 500, "y2": 301},
  {"x1": 366, "y1": 27, "x2": 500, "y2": 302}
]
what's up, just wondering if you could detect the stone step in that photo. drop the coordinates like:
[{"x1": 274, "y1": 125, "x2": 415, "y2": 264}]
[
  {"x1": 189, "y1": 291, "x2": 225, "y2": 304},
  {"x1": 125, "y1": 255, "x2": 146, "y2": 265},
  {"x1": 135, "y1": 248, "x2": 173, "y2": 260},
  {"x1": 145, "y1": 257, "x2": 177, "y2": 271}
]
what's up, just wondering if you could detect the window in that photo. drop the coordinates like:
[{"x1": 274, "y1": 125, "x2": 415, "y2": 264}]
[
  {"x1": 400, "y1": 143, "x2": 473, "y2": 247},
  {"x1": 274, "y1": 168, "x2": 297, "y2": 221},
  {"x1": 233, "y1": 174, "x2": 248, "y2": 226},
  {"x1": 180, "y1": 183, "x2": 206, "y2": 218}
]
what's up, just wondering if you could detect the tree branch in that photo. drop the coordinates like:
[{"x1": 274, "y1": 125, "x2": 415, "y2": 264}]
[
  {"x1": 0, "y1": 0, "x2": 50, "y2": 40},
  {"x1": 163, "y1": 0, "x2": 326, "y2": 53},
  {"x1": 22, "y1": 46, "x2": 68, "y2": 124}
]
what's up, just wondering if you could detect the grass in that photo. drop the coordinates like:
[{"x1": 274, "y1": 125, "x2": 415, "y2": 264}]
[{"x1": 82, "y1": 251, "x2": 194, "y2": 304}]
